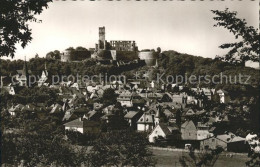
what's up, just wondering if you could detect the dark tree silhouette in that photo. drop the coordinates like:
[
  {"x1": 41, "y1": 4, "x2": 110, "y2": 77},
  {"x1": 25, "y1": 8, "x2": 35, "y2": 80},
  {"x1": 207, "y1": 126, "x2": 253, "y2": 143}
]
[
  {"x1": 212, "y1": 8, "x2": 259, "y2": 66},
  {"x1": 88, "y1": 130, "x2": 156, "y2": 167},
  {"x1": 0, "y1": 0, "x2": 52, "y2": 58},
  {"x1": 179, "y1": 146, "x2": 223, "y2": 167},
  {"x1": 102, "y1": 88, "x2": 118, "y2": 105}
]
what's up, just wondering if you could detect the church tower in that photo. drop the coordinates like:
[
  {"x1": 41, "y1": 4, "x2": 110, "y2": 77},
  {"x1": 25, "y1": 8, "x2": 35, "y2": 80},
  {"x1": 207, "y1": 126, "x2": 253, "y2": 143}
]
[
  {"x1": 154, "y1": 105, "x2": 160, "y2": 125},
  {"x1": 22, "y1": 56, "x2": 29, "y2": 87}
]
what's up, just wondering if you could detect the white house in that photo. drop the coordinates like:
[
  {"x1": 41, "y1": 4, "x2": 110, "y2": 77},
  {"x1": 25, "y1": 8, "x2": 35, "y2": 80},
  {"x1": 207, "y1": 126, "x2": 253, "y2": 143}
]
[
  {"x1": 216, "y1": 89, "x2": 230, "y2": 104},
  {"x1": 137, "y1": 113, "x2": 154, "y2": 132},
  {"x1": 149, "y1": 124, "x2": 172, "y2": 143},
  {"x1": 64, "y1": 118, "x2": 84, "y2": 133},
  {"x1": 117, "y1": 90, "x2": 133, "y2": 107},
  {"x1": 196, "y1": 122, "x2": 214, "y2": 140}
]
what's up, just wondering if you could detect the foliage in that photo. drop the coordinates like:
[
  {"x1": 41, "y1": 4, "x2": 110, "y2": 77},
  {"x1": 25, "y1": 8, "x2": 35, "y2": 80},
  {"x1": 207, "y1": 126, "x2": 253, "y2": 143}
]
[
  {"x1": 88, "y1": 130, "x2": 156, "y2": 167},
  {"x1": 212, "y1": 8, "x2": 259, "y2": 65},
  {"x1": 155, "y1": 50, "x2": 259, "y2": 101},
  {"x1": 179, "y1": 147, "x2": 223, "y2": 167},
  {"x1": 0, "y1": 0, "x2": 52, "y2": 58},
  {"x1": 46, "y1": 50, "x2": 61, "y2": 59},
  {"x1": 246, "y1": 148, "x2": 260, "y2": 167},
  {"x1": 11, "y1": 86, "x2": 59, "y2": 106},
  {"x1": 66, "y1": 130, "x2": 99, "y2": 146},
  {"x1": 102, "y1": 88, "x2": 118, "y2": 105},
  {"x1": 1, "y1": 110, "x2": 89, "y2": 166}
]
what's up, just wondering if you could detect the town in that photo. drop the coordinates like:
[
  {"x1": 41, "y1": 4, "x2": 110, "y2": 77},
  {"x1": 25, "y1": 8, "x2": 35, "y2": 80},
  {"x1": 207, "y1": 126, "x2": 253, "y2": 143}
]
[{"x1": 1, "y1": 27, "x2": 260, "y2": 167}]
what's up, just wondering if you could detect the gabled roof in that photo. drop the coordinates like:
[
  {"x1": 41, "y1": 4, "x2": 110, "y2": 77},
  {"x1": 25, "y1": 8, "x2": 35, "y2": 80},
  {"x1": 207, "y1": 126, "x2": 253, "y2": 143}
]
[
  {"x1": 163, "y1": 109, "x2": 173, "y2": 117},
  {"x1": 62, "y1": 108, "x2": 75, "y2": 121},
  {"x1": 64, "y1": 118, "x2": 83, "y2": 127},
  {"x1": 216, "y1": 133, "x2": 245, "y2": 143},
  {"x1": 217, "y1": 89, "x2": 229, "y2": 94},
  {"x1": 84, "y1": 110, "x2": 98, "y2": 119},
  {"x1": 181, "y1": 120, "x2": 196, "y2": 129},
  {"x1": 16, "y1": 70, "x2": 32, "y2": 75},
  {"x1": 137, "y1": 113, "x2": 154, "y2": 124},
  {"x1": 124, "y1": 111, "x2": 139, "y2": 119},
  {"x1": 195, "y1": 109, "x2": 206, "y2": 115},
  {"x1": 158, "y1": 123, "x2": 172, "y2": 136},
  {"x1": 100, "y1": 113, "x2": 114, "y2": 120},
  {"x1": 50, "y1": 104, "x2": 62, "y2": 114},
  {"x1": 64, "y1": 118, "x2": 100, "y2": 128},
  {"x1": 183, "y1": 108, "x2": 196, "y2": 116}
]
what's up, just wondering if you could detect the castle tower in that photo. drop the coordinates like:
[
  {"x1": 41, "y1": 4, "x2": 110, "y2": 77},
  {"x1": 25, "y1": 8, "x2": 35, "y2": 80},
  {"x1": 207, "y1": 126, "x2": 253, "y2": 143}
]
[{"x1": 98, "y1": 26, "x2": 105, "y2": 50}]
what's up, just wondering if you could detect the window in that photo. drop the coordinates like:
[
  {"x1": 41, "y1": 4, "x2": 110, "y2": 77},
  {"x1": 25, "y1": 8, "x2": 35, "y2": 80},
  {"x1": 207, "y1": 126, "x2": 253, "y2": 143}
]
[
  {"x1": 189, "y1": 133, "x2": 191, "y2": 136},
  {"x1": 212, "y1": 139, "x2": 215, "y2": 142}
]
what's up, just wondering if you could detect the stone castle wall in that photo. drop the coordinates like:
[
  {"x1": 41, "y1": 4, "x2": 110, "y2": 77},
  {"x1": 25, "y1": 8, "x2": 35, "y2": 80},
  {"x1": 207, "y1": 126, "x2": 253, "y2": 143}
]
[{"x1": 138, "y1": 51, "x2": 158, "y2": 66}]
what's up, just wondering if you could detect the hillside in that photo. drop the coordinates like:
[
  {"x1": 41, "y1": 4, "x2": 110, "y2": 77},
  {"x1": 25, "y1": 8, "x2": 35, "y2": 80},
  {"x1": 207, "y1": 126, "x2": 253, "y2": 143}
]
[{"x1": 1, "y1": 50, "x2": 259, "y2": 100}]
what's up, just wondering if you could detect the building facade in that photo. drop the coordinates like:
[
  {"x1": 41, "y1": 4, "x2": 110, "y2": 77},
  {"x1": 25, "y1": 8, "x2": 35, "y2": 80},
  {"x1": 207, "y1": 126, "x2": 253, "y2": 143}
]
[{"x1": 110, "y1": 40, "x2": 137, "y2": 51}]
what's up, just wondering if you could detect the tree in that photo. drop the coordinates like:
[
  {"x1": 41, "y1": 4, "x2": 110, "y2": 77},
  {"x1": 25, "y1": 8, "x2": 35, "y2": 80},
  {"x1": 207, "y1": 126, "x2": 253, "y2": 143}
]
[
  {"x1": 46, "y1": 50, "x2": 60, "y2": 59},
  {"x1": 102, "y1": 88, "x2": 117, "y2": 105},
  {"x1": 212, "y1": 8, "x2": 259, "y2": 66},
  {"x1": 246, "y1": 144, "x2": 260, "y2": 167},
  {"x1": 1, "y1": 111, "x2": 89, "y2": 166},
  {"x1": 179, "y1": 146, "x2": 223, "y2": 167},
  {"x1": 76, "y1": 46, "x2": 88, "y2": 51},
  {"x1": 157, "y1": 47, "x2": 161, "y2": 53},
  {"x1": 88, "y1": 130, "x2": 156, "y2": 167},
  {"x1": 0, "y1": 0, "x2": 52, "y2": 58}
]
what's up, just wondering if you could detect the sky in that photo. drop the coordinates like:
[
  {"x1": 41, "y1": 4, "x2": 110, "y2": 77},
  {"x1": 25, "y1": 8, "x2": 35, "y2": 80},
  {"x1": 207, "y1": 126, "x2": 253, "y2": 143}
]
[{"x1": 10, "y1": 1, "x2": 259, "y2": 67}]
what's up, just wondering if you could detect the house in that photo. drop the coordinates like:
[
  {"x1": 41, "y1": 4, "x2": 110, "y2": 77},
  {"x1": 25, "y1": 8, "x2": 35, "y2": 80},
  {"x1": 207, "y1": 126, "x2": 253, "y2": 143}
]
[
  {"x1": 117, "y1": 90, "x2": 132, "y2": 107},
  {"x1": 110, "y1": 80, "x2": 124, "y2": 90},
  {"x1": 129, "y1": 81, "x2": 140, "y2": 90},
  {"x1": 181, "y1": 120, "x2": 197, "y2": 140},
  {"x1": 102, "y1": 105, "x2": 115, "y2": 114},
  {"x1": 62, "y1": 108, "x2": 77, "y2": 122},
  {"x1": 160, "y1": 93, "x2": 173, "y2": 103},
  {"x1": 196, "y1": 122, "x2": 214, "y2": 140},
  {"x1": 200, "y1": 132, "x2": 249, "y2": 152},
  {"x1": 93, "y1": 102, "x2": 103, "y2": 110},
  {"x1": 21, "y1": 103, "x2": 38, "y2": 112},
  {"x1": 124, "y1": 111, "x2": 142, "y2": 130},
  {"x1": 83, "y1": 110, "x2": 101, "y2": 121},
  {"x1": 117, "y1": 91, "x2": 145, "y2": 108},
  {"x1": 86, "y1": 84, "x2": 98, "y2": 93},
  {"x1": 100, "y1": 113, "x2": 115, "y2": 123},
  {"x1": 148, "y1": 123, "x2": 181, "y2": 143},
  {"x1": 163, "y1": 109, "x2": 173, "y2": 118},
  {"x1": 1, "y1": 85, "x2": 16, "y2": 95},
  {"x1": 182, "y1": 108, "x2": 196, "y2": 117},
  {"x1": 64, "y1": 118, "x2": 100, "y2": 134},
  {"x1": 8, "y1": 104, "x2": 24, "y2": 116},
  {"x1": 201, "y1": 88, "x2": 214, "y2": 100},
  {"x1": 216, "y1": 89, "x2": 230, "y2": 104},
  {"x1": 149, "y1": 123, "x2": 172, "y2": 143},
  {"x1": 137, "y1": 113, "x2": 154, "y2": 132},
  {"x1": 50, "y1": 103, "x2": 62, "y2": 114},
  {"x1": 171, "y1": 93, "x2": 188, "y2": 104}
]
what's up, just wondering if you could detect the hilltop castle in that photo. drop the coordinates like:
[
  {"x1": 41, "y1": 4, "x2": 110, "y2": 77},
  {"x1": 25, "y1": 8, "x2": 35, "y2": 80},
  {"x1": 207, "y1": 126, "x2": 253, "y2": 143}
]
[{"x1": 61, "y1": 26, "x2": 157, "y2": 66}]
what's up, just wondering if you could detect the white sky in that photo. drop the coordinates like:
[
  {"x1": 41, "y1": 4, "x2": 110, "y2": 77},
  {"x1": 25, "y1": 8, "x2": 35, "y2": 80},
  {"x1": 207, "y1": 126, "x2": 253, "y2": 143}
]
[{"x1": 10, "y1": 1, "x2": 259, "y2": 67}]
